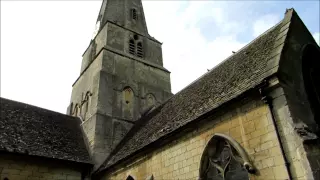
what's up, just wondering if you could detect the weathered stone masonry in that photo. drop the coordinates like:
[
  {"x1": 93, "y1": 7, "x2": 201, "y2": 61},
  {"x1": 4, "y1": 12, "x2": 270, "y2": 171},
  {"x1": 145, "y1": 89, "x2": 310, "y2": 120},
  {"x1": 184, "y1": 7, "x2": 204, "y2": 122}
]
[
  {"x1": 0, "y1": 154, "x2": 86, "y2": 180},
  {"x1": 105, "y1": 96, "x2": 291, "y2": 180}
]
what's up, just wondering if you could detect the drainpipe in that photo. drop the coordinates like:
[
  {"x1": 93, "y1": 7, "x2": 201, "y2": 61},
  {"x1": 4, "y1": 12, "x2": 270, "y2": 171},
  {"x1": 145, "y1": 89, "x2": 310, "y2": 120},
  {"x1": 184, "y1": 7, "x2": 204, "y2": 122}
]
[{"x1": 259, "y1": 88, "x2": 293, "y2": 180}]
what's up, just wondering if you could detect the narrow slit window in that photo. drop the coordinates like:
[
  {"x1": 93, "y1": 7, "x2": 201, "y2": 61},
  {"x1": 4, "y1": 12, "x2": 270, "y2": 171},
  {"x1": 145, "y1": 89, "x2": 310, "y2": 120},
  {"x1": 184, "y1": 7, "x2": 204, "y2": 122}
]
[
  {"x1": 131, "y1": 9, "x2": 137, "y2": 20},
  {"x1": 129, "y1": 39, "x2": 135, "y2": 55},
  {"x1": 137, "y1": 42, "x2": 143, "y2": 58}
]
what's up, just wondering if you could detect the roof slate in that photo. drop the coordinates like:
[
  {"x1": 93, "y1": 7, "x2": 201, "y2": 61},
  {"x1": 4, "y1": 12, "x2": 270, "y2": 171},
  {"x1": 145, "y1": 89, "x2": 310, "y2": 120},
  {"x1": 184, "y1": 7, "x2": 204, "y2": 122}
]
[
  {"x1": 0, "y1": 97, "x2": 92, "y2": 164},
  {"x1": 98, "y1": 14, "x2": 288, "y2": 172}
]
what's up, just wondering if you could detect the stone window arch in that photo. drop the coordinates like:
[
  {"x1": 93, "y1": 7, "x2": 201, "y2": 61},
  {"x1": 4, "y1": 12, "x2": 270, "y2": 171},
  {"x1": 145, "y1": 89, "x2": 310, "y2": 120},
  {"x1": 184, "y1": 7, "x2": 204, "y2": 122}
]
[
  {"x1": 122, "y1": 87, "x2": 134, "y2": 119},
  {"x1": 126, "y1": 175, "x2": 135, "y2": 180},
  {"x1": 199, "y1": 133, "x2": 255, "y2": 180},
  {"x1": 301, "y1": 44, "x2": 320, "y2": 126}
]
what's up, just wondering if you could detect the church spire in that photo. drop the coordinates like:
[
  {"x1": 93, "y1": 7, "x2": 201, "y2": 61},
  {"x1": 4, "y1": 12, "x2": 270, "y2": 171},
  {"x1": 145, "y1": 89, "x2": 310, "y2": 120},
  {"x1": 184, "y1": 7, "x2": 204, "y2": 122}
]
[
  {"x1": 69, "y1": 0, "x2": 172, "y2": 165},
  {"x1": 96, "y1": 0, "x2": 149, "y2": 37}
]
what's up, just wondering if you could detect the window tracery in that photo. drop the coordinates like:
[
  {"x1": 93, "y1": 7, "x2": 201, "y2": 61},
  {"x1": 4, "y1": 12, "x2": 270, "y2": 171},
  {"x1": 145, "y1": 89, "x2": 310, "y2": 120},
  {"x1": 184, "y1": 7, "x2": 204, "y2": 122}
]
[
  {"x1": 199, "y1": 133, "x2": 255, "y2": 180},
  {"x1": 128, "y1": 35, "x2": 143, "y2": 58}
]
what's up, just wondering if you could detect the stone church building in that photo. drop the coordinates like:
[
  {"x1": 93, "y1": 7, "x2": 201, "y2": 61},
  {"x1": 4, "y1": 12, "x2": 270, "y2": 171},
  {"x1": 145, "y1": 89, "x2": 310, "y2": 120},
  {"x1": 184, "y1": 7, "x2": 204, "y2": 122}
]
[{"x1": 1, "y1": 0, "x2": 320, "y2": 179}]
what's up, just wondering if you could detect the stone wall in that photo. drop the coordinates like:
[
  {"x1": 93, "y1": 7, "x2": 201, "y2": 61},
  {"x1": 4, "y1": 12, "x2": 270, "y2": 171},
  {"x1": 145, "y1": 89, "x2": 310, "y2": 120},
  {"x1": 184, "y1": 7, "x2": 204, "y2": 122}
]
[
  {"x1": 276, "y1": 9, "x2": 320, "y2": 179},
  {"x1": 269, "y1": 85, "x2": 320, "y2": 180},
  {"x1": 0, "y1": 154, "x2": 87, "y2": 180},
  {"x1": 104, "y1": 97, "x2": 290, "y2": 180}
]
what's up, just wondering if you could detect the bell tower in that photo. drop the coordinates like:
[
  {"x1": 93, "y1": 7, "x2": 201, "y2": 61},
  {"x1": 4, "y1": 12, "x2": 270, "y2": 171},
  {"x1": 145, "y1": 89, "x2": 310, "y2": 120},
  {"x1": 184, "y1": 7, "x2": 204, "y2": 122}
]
[{"x1": 67, "y1": 0, "x2": 172, "y2": 165}]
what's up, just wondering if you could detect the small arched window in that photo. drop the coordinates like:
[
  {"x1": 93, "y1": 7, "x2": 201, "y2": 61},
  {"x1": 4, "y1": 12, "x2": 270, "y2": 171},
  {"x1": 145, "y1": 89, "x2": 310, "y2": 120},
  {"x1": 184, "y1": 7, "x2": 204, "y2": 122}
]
[
  {"x1": 131, "y1": 9, "x2": 137, "y2": 20},
  {"x1": 129, "y1": 39, "x2": 135, "y2": 55},
  {"x1": 122, "y1": 87, "x2": 134, "y2": 119},
  {"x1": 137, "y1": 42, "x2": 143, "y2": 58}
]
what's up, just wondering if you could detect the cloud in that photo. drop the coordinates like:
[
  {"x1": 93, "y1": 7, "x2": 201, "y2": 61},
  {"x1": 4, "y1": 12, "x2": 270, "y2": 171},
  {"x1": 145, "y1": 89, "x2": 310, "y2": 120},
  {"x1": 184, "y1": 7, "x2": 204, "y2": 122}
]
[
  {"x1": 2, "y1": 1, "x2": 318, "y2": 113},
  {"x1": 253, "y1": 14, "x2": 281, "y2": 37},
  {"x1": 313, "y1": 32, "x2": 320, "y2": 45},
  {"x1": 143, "y1": 1, "x2": 246, "y2": 93}
]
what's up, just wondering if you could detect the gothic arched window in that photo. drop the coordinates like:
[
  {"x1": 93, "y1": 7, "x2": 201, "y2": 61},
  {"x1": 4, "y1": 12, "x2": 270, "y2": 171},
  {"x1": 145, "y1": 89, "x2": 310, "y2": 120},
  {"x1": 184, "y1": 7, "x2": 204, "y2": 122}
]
[{"x1": 199, "y1": 133, "x2": 255, "y2": 180}]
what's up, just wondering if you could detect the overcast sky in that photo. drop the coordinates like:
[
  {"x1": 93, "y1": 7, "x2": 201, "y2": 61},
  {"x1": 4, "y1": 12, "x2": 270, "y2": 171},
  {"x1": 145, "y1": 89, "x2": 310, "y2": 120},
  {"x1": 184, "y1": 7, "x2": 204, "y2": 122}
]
[{"x1": 1, "y1": 1, "x2": 319, "y2": 114}]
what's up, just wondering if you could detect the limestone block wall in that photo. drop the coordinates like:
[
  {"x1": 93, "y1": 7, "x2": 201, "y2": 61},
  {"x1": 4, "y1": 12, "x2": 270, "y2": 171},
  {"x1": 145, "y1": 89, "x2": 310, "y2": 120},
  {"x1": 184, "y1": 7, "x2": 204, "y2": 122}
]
[
  {"x1": 270, "y1": 86, "x2": 320, "y2": 180},
  {"x1": 105, "y1": 97, "x2": 290, "y2": 180},
  {"x1": 0, "y1": 154, "x2": 87, "y2": 180}
]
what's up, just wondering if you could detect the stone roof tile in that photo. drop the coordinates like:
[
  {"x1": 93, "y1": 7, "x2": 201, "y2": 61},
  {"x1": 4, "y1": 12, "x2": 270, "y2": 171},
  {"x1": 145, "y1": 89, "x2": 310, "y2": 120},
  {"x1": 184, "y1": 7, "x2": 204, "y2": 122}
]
[{"x1": 0, "y1": 97, "x2": 92, "y2": 164}]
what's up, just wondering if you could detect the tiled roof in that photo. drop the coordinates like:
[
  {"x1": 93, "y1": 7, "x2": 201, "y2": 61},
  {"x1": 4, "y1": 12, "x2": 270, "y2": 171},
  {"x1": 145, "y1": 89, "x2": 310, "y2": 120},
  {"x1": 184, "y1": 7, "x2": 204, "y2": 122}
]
[{"x1": 0, "y1": 97, "x2": 92, "y2": 164}]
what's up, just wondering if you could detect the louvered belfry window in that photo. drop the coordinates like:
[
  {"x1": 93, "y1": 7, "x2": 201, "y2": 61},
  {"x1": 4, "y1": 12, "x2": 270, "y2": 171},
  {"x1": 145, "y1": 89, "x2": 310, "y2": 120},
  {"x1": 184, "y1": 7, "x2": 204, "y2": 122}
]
[
  {"x1": 131, "y1": 9, "x2": 137, "y2": 20},
  {"x1": 137, "y1": 42, "x2": 143, "y2": 58},
  {"x1": 129, "y1": 39, "x2": 135, "y2": 55},
  {"x1": 129, "y1": 35, "x2": 143, "y2": 58}
]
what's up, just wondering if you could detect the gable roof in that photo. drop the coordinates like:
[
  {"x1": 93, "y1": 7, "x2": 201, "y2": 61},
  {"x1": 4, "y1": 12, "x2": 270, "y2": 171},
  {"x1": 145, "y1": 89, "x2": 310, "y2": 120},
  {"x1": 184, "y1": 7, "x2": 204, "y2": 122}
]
[
  {"x1": 0, "y1": 97, "x2": 92, "y2": 164},
  {"x1": 96, "y1": 9, "x2": 294, "y2": 173}
]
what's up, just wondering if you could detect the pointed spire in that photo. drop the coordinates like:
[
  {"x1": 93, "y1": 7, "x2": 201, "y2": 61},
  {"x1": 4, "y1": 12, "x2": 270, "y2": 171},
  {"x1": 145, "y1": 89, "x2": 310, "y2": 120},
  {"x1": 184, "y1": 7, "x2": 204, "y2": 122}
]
[{"x1": 96, "y1": 0, "x2": 149, "y2": 36}]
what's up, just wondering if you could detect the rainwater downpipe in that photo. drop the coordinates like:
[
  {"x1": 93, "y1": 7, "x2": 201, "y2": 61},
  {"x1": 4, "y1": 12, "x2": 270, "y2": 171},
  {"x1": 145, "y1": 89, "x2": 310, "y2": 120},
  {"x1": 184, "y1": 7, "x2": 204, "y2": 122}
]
[{"x1": 259, "y1": 89, "x2": 293, "y2": 180}]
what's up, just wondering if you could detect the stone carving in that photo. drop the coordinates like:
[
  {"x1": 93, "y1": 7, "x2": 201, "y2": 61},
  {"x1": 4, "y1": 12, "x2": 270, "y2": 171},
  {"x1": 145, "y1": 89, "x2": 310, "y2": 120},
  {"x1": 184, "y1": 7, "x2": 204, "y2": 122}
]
[
  {"x1": 146, "y1": 93, "x2": 156, "y2": 107},
  {"x1": 199, "y1": 133, "x2": 255, "y2": 180}
]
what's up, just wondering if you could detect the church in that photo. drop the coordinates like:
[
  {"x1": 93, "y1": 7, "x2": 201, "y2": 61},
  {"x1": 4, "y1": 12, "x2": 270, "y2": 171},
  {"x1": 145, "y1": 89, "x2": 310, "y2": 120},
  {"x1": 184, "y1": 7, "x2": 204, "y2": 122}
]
[{"x1": 1, "y1": 0, "x2": 320, "y2": 180}]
